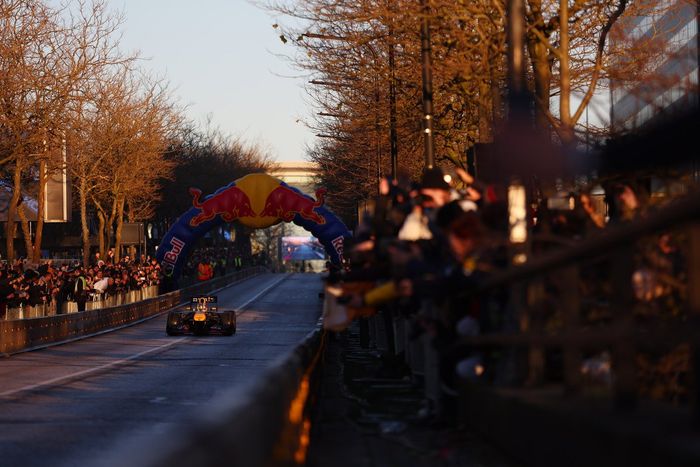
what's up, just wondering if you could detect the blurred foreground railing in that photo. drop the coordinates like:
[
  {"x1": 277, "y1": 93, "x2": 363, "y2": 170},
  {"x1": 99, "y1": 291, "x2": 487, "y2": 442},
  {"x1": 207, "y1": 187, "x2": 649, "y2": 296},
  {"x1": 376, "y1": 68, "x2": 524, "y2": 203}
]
[
  {"x1": 450, "y1": 193, "x2": 700, "y2": 467},
  {"x1": 106, "y1": 326, "x2": 326, "y2": 467},
  {"x1": 341, "y1": 193, "x2": 700, "y2": 467},
  {"x1": 462, "y1": 193, "x2": 700, "y2": 405},
  {"x1": 0, "y1": 267, "x2": 265, "y2": 355}
]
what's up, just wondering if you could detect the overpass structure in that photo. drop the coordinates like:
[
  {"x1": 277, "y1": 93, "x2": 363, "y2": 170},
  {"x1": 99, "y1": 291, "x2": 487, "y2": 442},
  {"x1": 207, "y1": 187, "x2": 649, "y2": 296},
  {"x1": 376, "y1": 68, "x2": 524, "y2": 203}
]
[
  {"x1": 269, "y1": 161, "x2": 320, "y2": 193},
  {"x1": 256, "y1": 161, "x2": 326, "y2": 271}
]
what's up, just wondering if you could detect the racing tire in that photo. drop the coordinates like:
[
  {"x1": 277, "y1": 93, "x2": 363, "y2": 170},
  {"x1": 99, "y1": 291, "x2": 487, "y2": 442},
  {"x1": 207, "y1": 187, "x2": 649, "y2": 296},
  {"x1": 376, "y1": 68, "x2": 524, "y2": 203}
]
[
  {"x1": 166, "y1": 312, "x2": 181, "y2": 336},
  {"x1": 222, "y1": 311, "x2": 236, "y2": 336}
]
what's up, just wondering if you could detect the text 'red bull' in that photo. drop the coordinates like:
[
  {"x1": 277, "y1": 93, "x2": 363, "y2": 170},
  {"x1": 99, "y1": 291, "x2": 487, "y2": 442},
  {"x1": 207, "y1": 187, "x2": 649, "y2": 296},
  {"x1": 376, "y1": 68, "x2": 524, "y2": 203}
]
[
  {"x1": 260, "y1": 186, "x2": 327, "y2": 225},
  {"x1": 161, "y1": 237, "x2": 185, "y2": 276},
  {"x1": 189, "y1": 186, "x2": 256, "y2": 227}
]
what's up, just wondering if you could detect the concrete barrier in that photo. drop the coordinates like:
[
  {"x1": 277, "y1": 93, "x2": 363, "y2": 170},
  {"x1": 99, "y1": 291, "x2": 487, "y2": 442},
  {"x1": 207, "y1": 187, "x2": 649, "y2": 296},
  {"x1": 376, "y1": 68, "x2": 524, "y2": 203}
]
[
  {"x1": 104, "y1": 327, "x2": 326, "y2": 467},
  {"x1": 0, "y1": 267, "x2": 265, "y2": 355}
]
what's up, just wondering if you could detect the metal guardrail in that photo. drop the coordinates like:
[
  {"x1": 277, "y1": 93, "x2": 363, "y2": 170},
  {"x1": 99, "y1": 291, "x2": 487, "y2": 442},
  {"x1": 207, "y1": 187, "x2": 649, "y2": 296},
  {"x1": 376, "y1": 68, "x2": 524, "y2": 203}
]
[
  {"x1": 0, "y1": 267, "x2": 265, "y2": 355},
  {"x1": 4, "y1": 285, "x2": 161, "y2": 320},
  {"x1": 106, "y1": 327, "x2": 327, "y2": 467}
]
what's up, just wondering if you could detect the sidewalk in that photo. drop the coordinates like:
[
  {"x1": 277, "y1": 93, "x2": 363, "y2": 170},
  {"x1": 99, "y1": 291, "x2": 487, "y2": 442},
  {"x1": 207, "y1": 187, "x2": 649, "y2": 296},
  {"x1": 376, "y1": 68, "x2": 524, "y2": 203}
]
[{"x1": 306, "y1": 322, "x2": 520, "y2": 467}]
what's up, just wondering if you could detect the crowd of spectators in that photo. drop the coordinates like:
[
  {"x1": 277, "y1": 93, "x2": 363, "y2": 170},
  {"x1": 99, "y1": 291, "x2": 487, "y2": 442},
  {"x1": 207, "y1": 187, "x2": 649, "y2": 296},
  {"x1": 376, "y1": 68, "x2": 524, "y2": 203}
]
[
  {"x1": 326, "y1": 165, "x2": 690, "y2": 415},
  {"x1": 0, "y1": 250, "x2": 163, "y2": 319},
  {"x1": 180, "y1": 246, "x2": 250, "y2": 282},
  {"x1": 0, "y1": 244, "x2": 265, "y2": 320}
]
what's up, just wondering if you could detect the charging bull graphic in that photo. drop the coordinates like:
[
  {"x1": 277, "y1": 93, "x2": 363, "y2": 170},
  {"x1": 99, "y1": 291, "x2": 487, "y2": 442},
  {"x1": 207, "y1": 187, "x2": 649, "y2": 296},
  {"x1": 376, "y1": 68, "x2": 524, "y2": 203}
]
[
  {"x1": 259, "y1": 186, "x2": 327, "y2": 224},
  {"x1": 156, "y1": 173, "x2": 351, "y2": 284},
  {"x1": 189, "y1": 186, "x2": 256, "y2": 226}
]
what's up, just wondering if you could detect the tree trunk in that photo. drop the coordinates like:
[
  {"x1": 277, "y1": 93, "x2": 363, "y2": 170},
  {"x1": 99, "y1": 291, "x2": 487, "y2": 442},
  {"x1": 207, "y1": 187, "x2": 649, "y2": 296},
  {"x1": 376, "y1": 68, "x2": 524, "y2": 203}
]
[
  {"x1": 80, "y1": 179, "x2": 90, "y2": 267},
  {"x1": 107, "y1": 197, "x2": 117, "y2": 252},
  {"x1": 478, "y1": 79, "x2": 493, "y2": 143},
  {"x1": 114, "y1": 196, "x2": 125, "y2": 262},
  {"x1": 97, "y1": 210, "x2": 106, "y2": 257},
  {"x1": 4, "y1": 217, "x2": 17, "y2": 262},
  {"x1": 559, "y1": 0, "x2": 573, "y2": 143},
  {"x1": 17, "y1": 206, "x2": 32, "y2": 262},
  {"x1": 32, "y1": 160, "x2": 47, "y2": 262},
  {"x1": 478, "y1": 19, "x2": 495, "y2": 142},
  {"x1": 5, "y1": 161, "x2": 20, "y2": 262},
  {"x1": 15, "y1": 163, "x2": 34, "y2": 261},
  {"x1": 488, "y1": 44, "x2": 503, "y2": 131},
  {"x1": 527, "y1": 36, "x2": 552, "y2": 131},
  {"x1": 126, "y1": 201, "x2": 136, "y2": 259}
]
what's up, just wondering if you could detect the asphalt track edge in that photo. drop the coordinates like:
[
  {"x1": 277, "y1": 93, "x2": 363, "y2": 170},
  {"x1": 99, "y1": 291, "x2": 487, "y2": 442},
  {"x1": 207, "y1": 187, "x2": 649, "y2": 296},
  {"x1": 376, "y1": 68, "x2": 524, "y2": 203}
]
[
  {"x1": 0, "y1": 273, "x2": 291, "y2": 400},
  {"x1": 1, "y1": 272, "x2": 280, "y2": 358}
]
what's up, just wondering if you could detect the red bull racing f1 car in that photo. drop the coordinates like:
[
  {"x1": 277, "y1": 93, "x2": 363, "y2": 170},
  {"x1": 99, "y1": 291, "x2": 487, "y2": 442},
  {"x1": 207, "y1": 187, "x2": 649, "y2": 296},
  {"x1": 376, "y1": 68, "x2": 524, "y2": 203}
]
[{"x1": 166, "y1": 295, "x2": 236, "y2": 336}]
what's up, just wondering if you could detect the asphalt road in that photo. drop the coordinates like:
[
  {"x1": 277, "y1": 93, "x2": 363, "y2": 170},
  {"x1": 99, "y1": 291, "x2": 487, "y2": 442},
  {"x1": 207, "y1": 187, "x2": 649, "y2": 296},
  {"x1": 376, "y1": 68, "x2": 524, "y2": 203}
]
[{"x1": 0, "y1": 273, "x2": 323, "y2": 467}]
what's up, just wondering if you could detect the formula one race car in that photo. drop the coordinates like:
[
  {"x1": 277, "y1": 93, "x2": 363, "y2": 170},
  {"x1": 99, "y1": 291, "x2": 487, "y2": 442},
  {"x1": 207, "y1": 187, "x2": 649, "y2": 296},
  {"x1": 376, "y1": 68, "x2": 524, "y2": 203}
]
[{"x1": 166, "y1": 295, "x2": 237, "y2": 336}]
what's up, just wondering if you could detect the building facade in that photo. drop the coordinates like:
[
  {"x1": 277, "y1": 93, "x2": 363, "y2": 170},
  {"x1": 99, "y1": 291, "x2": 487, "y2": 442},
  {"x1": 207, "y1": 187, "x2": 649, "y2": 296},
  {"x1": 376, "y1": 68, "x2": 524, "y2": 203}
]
[{"x1": 611, "y1": 0, "x2": 698, "y2": 130}]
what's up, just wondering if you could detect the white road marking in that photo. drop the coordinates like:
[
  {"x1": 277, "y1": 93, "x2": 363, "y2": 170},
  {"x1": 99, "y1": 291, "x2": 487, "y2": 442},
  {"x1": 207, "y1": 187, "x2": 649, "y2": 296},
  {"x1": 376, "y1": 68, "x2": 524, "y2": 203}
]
[
  {"x1": 0, "y1": 274, "x2": 288, "y2": 399},
  {"x1": 233, "y1": 274, "x2": 288, "y2": 313},
  {"x1": 0, "y1": 338, "x2": 187, "y2": 398}
]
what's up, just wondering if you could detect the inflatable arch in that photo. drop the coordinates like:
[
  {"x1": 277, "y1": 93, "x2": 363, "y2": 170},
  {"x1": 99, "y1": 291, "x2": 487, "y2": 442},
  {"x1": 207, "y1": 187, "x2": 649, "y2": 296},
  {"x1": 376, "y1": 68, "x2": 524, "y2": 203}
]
[{"x1": 156, "y1": 173, "x2": 351, "y2": 281}]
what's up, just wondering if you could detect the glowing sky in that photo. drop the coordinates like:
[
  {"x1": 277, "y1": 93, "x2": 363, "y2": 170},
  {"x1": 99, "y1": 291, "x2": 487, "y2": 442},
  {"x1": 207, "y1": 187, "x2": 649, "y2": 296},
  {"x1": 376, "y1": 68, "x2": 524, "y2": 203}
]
[{"x1": 111, "y1": 0, "x2": 311, "y2": 162}]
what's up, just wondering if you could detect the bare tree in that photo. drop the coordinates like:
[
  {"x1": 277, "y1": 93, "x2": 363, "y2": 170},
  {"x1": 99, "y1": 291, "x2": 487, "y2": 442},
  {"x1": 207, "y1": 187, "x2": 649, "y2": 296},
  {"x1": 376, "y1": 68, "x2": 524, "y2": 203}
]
[
  {"x1": 0, "y1": 0, "x2": 129, "y2": 262},
  {"x1": 523, "y1": 0, "x2": 667, "y2": 142},
  {"x1": 264, "y1": 0, "x2": 508, "y2": 217},
  {"x1": 0, "y1": 0, "x2": 58, "y2": 261}
]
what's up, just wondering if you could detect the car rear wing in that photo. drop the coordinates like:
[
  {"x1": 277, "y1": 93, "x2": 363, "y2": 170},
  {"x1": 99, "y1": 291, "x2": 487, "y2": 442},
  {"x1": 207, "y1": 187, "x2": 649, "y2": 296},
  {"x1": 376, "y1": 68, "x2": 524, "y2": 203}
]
[{"x1": 190, "y1": 295, "x2": 218, "y2": 311}]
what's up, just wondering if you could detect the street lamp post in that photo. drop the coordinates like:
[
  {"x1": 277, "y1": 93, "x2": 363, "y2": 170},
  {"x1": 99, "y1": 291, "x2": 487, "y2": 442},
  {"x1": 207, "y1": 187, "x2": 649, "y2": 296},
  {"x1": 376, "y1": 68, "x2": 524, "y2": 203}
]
[
  {"x1": 506, "y1": 0, "x2": 527, "y2": 99},
  {"x1": 306, "y1": 34, "x2": 386, "y2": 191},
  {"x1": 420, "y1": 0, "x2": 435, "y2": 169},
  {"x1": 388, "y1": 17, "x2": 399, "y2": 179},
  {"x1": 374, "y1": 70, "x2": 382, "y2": 191},
  {"x1": 305, "y1": 32, "x2": 399, "y2": 178}
]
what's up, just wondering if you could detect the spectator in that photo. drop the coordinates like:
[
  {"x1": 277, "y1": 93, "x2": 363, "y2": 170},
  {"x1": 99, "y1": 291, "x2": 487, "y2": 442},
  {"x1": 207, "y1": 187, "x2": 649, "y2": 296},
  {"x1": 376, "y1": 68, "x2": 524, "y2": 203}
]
[
  {"x1": 73, "y1": 268, "x2": 88, "y2": 312},
  {"x1": 197, "y1": 258, "x2": 213, "y2": 282},
  {"x1": 55, "y1": 273, "x2": 72, "y2": 315},
  {"x1": 93, "y1": 273, "x2": 110, "y2": 297},
  {"x1": 0, "y1": 270, "x2": 13, "y2": 320}
]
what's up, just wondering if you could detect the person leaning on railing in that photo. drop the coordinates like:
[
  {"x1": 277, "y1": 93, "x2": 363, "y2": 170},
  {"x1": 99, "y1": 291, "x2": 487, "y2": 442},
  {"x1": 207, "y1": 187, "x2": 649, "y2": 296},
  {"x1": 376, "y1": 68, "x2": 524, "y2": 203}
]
[
  {"x1": 323, "y1": 165, "x2": 512, "y2": 420},
  {"x1": 0, "y1": 269, "x2": 14, "y2": 320},
  {"x1": 71, "y1": 268, "x2": 89, "y2": 312}
]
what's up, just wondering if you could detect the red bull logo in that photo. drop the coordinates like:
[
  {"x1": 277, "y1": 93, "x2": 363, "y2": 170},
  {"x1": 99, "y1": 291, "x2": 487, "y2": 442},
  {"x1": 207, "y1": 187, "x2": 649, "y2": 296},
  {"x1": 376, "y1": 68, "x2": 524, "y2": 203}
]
[
  {"x1": 161, "y1": 237, "x2": 185, "y2": 276},
  {"x1": 189, "y1": 186, "x2": 256, "y2": 227},
  {"x1": 259, "y1": 186, "x2": 327, "y2": 225},
  {"x1": 331, "y1": 235, "x2": 345, "y2": 261},
  {"x1": 189, "y1": 177, "x2": 327, "y2": 227}
]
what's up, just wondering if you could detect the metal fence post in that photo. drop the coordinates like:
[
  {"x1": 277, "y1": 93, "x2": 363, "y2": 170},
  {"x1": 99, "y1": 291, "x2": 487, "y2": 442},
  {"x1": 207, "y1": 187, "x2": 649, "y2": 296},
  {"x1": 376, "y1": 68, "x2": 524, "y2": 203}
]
[
  {"x1": 360, "y1": 317, "x2": 370, "y2": 349},
  {"x1": 508, "y1": 281, "x2": 529, "y2": 385},
  {"x1": 525, "y1": 279, "x2": 546, "y2": 386},
  {"x1": 561, "y1": 265, "x2": 582, "y2": 394},
  {"x1": 688, "y1": 222, "x2": 700, "y2": 427},
  {"x1": 423, "y1": 330, "x2": 441, "y2": 414},
  {"x1": 611, "y1": 245, "x2": 637, "y2": 410}
]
